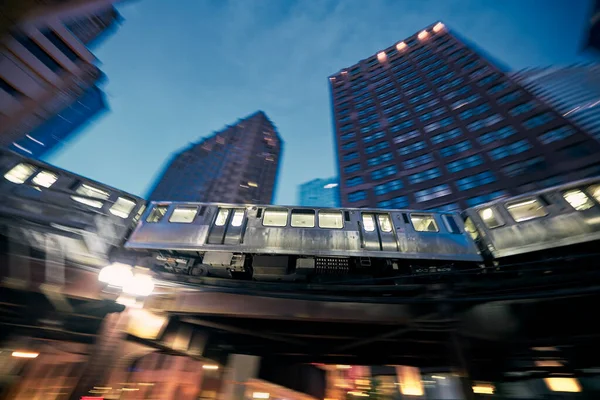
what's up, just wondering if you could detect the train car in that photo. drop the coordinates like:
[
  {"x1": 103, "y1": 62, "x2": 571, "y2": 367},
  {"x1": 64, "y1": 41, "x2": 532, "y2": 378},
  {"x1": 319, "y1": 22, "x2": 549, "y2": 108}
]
[
  {"x1": 123, "y1": 201, "x2": 483, "y2": 282},
  {"x1": 0, "y1": 148, "x2": 146, "y2": 267},
  {"x1": 462, "y1": 176, "x2": 600, "y2": 267}
]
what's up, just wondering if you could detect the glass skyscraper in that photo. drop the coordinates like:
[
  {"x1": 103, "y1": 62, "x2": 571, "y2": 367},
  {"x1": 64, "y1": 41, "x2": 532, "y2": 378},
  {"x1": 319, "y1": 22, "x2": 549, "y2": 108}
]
[
  {"x1": 297, "y1": 177, "x2": 340, "y2": 207},
  {"x1": 330, "y1": 22, "x2": 600, "y2": 211}
]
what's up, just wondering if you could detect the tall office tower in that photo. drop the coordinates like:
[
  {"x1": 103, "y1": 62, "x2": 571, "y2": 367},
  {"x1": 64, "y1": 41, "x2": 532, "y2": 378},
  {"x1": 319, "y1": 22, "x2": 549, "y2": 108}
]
[
  {"x1": 511, "y1": 65, "x2": 600, "y2": 143},
  {"x1": 330, "y1": 22, "x2": 600, "y2": 211},
  {"x1": 297, "y1": 177, "x2": 340, "y2": 207},
  {"x1": 0, "y1": 0, "x2": 120, "y2": 156},
  {"x1": 147, "y1": 111, "x2": 283, "y2": 203}
]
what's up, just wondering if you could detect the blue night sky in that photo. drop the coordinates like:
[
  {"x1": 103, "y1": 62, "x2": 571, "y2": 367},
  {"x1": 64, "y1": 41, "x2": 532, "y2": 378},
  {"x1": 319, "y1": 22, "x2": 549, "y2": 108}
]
[{"x1": 48, "y1": 0, "x2": 595, "y2": 205}]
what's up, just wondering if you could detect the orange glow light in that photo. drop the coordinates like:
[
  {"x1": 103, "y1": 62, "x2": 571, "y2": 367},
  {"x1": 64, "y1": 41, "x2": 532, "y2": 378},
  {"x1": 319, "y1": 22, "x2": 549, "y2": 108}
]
[
  {"x1": 396, "y1": 41, "x2": 407, "y2": 51},
  {"x1": 473, "y1": 384, "x2": 495, "y2": 395},
  {"x1": 11, "y1": 351, "x2": 39, "y2": 359},
  {"x1": 397, "y1": 366, "x2": 424, "y2": 396},
  {"x1": 336, "y1": 365, "x2": 352, "y2": 369},
  {"x1": 544, "y1": 377, "x2": 582, "y2": 393},
  {"x1": 535, "y1": 360, "x2": 563, "y2": 367},
  {"x1": 433, "y1": 22, "x2": 445, "y2": 32},
  {"x1": 418, "y1": 30, "x2": 429, "y2": 40},
  {"x1": 377, "y1": 51, "x2": 387, "y2": 62}
]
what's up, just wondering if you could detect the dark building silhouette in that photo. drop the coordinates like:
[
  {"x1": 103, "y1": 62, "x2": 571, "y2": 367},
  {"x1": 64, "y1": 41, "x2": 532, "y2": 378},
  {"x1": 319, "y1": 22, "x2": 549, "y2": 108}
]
[
  {"x1": 586, "y1": 0, "x2": 600, "y2": 53},
  {"x1": 147, "y1": 111, "x2": 282, "y2": 203},
  {"x1": 330, "y1": 22, "x2": 600, "y2": 211}
]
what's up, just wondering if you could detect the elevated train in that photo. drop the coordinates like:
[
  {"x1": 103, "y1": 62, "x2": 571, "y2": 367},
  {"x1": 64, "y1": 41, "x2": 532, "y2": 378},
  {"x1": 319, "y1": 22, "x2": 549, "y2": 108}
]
[{"x1": 1, "y1": 147, "x2": 599, "y2": 283}]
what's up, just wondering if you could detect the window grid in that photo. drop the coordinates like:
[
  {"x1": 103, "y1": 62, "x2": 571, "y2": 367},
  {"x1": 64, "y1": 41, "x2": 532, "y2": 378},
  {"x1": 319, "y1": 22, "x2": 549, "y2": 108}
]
[{"x1": 456, "y1": 171, "x2": 497, "y2": 191}]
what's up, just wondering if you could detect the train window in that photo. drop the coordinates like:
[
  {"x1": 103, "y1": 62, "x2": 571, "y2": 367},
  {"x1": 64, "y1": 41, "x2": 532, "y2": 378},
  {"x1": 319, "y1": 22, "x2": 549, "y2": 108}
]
[
  {"x1": 464, "y1": 217, "x2": 479, "y2": 240},
  {"x1": 133, "y1": 205, "x2": 146, "y2": 223},
  {"x1": 362, "y1": 213, "x2": 376, "y2": 232},
  {"x1": 31, "y1": 170, "x2": 57, "y2": 188},
  {"x1": 291, "y1": 209, "x2": 315, "y2": 228},
  {"x1": 4, "y1": 163, "x2": 36, "y2": 184},
  {"x1": 71, "y1": 184, "x2": 110, "y2": 208},
  {"x1": 587, "y1": 184, "x2": 600, "y2": 204},
  {"x1": 377, "y1": 214, "x2": 393, "y2": 232},
  {"x1": 410, "y1": 214, "x2": 439, "y2": 232},
  {"x1": 506, "y1": 198, "x2": 548, "y2": 222},
  {"x1": 319, "y1": 211, "x2": 343, "y2": 228},
  {"x1": 231, "y1": 209, "x2": 245, "y2": 227},
  {"x1": 169, "y1": 206, "x2": 198, "y2": 223},
  {"x1": 478, "y1": 207, "x2": 504, "y2": 228},
  {"x1": 563, "y1": 190, "x2": 594, "y2": 211},
  {"x1": 215, "y1": 209, "x2": 230, "y2": 226},
  {"x1": 263, "y1": 208, "x2": 288, "y2": 227},
  {"x1": 110, "y1": 197, "x2": 137, "y2": 219},
  {"x1": 146, "y1": 205, "x2": 168, "y2": 223},
  {"x1": 442, "y1": 215, "x2": 461, "y2": 233}
]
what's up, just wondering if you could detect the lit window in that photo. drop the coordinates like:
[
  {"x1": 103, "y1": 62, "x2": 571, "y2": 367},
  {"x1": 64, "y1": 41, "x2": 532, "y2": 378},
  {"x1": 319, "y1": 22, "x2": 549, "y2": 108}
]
[
  {"x1": 411, "y1": 214, "x2": 438, "y2": 232},
  {"x1": 506, "y1": 199, "x2": 547, "y2": 222},
  {"x1": 418, "y1": 30, "x2": 429, "y2": 40},
  {"x1": 4, "y1": 163, "x2": 36, "y2": 184},
  {"x1": 319, "y1": 211, "x2": 343, "y2": 229},
  {"x1": 31, "y1": 170, "x2": 57, "y2": 188},
  {"x1": 478, "y1": 207, "x2": 503, "y2": 228},
  {"x1": 291, "y1": 209, "x2": 315, "y2": 228},
  {"x1": 215, "y1": 208, "x2": 230, "y2": 226},
  {"x1": 464, "y1": 217, "x2": 479, "y2": 240},
  {"x1": 110, "y1": 197, "x2": 137, "y2": 219},
  {"x1": 133, "y1": 204, "x2": 146, "y2": 223},
  {"x1": 362, "y1": 213, "x2": 375, "y2": 232},
  {"x1": 71, "y1": 183, "x2": 110, "y2": 208},
  {"x1": 169, "y1": 206, "x2": 198, "y2": 223},
  {"x1": 378, "y1": 214, "x2": 392, "y2": 232},
  {"x1": 563, "y1": 190, "x2": 594, "y2": 211},
  {"x1": 377, "y1": 51, "x2": 387, "y2": 62},
  {"x1": 231, "y1": 209, "x2": 245, "y2": 226},
  {"x1": 433, "y1": 22, "x2": 445, "y2": 32},
  {"x1": 263, "y1": 208, "x2": 288, "y2": 227},
  {"x1": 588, "y1": 184, "x2": 600, "y2": 203},
  {"x1": 147, "y1": 205, "x2": 168, "y2": 223},
  {"x1": 396, "y1": 41, "x2": 407, "y2": 51},
  {"x1": 544, "y1": 378, "x2": 581, "y2": 393}
]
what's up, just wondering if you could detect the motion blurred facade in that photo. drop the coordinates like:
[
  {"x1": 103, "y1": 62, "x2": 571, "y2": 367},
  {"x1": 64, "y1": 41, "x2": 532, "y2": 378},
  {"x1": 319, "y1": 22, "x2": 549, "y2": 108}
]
[
  {"x1": 511, "y1": 65, "x2": 600, "y2": 143},
  {"x1": 147, "y1": 111, "x2": 282, "y2": 204},
  {"x1": 330, "y1": 22, "x2": 600, "y2": 211},
  {"x1": 0, "y1": 0, "x2": 120, "y2": 157},
  {"x1": 586, "y1": 0, "x2": 600, "y2": 52},
  {"x1": 297, "y1": 177, "x2": 340, "y2": 207}
]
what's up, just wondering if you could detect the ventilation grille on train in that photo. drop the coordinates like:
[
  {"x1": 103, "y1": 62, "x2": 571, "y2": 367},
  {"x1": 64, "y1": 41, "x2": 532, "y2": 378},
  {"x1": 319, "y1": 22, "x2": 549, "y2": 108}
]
[{"x1": 315, "y1": 257, "x2": 350, "y2": 274}]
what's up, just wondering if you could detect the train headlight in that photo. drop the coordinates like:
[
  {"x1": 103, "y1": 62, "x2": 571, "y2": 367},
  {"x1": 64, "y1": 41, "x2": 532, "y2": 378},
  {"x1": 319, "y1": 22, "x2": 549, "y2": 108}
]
[
  {"x1": 123, "y1": 273, "x2": 155, "y2": 297},
  {"x1": 99, "y1": 262, "x2": 133, "y2": 287}
]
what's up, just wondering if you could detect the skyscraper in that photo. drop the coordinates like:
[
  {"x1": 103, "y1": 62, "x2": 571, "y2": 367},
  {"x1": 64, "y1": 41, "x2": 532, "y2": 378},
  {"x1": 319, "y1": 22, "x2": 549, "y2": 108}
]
[
  {"x1": 511, "y1": 65, "x2": 600, "y2": 143},
  {"x1": 0, "y1": 0, "x2": 120, "y2": 156},
  {"x1": 297, "y1": 177, "x2": 340, "y2": 207},
  {"x1": 147, "y1": 111, "x2": 282, "y2": 204},
  {"x1": 330, "y1": 22, "x2": 600, "y2": 211}
]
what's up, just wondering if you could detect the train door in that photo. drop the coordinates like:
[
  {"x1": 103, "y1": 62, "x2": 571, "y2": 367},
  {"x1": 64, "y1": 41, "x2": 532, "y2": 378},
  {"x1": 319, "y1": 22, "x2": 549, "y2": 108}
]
[
  {"x1": 360, "y1": 212, "x2": 398, "y2": 251},
  {"x1": 207, "y1": 207, "x2": 247, "y2": 244}
]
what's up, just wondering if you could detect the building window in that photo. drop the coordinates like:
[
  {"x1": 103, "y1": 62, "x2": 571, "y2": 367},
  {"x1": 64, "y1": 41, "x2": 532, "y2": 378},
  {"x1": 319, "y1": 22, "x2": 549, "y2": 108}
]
[
  {"x1": 360, "y1": 121, "x2": 381, "y2": 134},
  {"x1": 359, "y1": 114, "x2": 378, "y2": 125},
  {"x1": 415, "y1": 184, "x2": 452, "y2": 202},
  {"x1": 446, "y1": 154, "x2": 483, "y2": 173},
  {"x1": 477, "y1": 73, "x2": 500, "y2": 87},
  {"x1": 488, "y1": 81, "x2": 509, "y2": 94},
  {"x1": 465, "y1": 190, "x2": 507, "y2": 207},
  {"x1": 509, "y1": 101, "x2": 538, "y2": 116},
  {"x1": 439, "y1": 140, "x2": 472, "y2": 157},
  {"x1": 502, "y1": 156, "x2": 546, "y2": 177},
  {"x1": 348, "y1": 190, "x2": 367, "y2": 202},
  {"x1": 368, "y1": 152, "x2": 394, "y2": 166},
  {"x1": 403, "y1": 153, "x2": 434, "y2": 169},
  {"x1": 506, "y1": 199, "x2": 548, "y2": 222},
  {"x1": 343, "y1": 152, "x2": 358, "y2": 161},
  {"x1": 451, "y1": 94, "x2": 481, "y2": 110},
  {"x1": 456, "y1": 171, "x2": 496, "y2": 191},
  {"x1": 291, "y1": 209, "x2": 315, "y2": 228},
  {"x1": 356, "y1": 99, "x2": 374, "y2": 109},
  {"x1": 419, "y1": 107, "x2": 446, "y2": 122},
  {"x1": 408, "y1": 167, "x2": 441, "y2": 184},
  {"x1": 393, "y1": 130, "x2": 420, "y2": 144},
  {"x1": 346, "y1": 176, "x2": 364, "y2": 187},
  {"x1": 372, "y1": 165, "x2": 397, "y2": 180},
  {"x1": 409, "y1": 90, "x2": 434, "y2": 104},
  {"x1": 424, "y1": 117, "x2": 454, "y2": 133},
  {"x1": 523, "y1": 112, "x2": 555, "y2": 129},
  {"x1": 538, "y1": 126, "x2": 575, "y2": 144},
  {"x1": 0, "y1": 77, "x2": 21, "y2": 97},
  {"x1": 374, "y1": 179, "x2": 404, "y2": 195},
  {"x1": 344, "y1": 163, "x2": 361, "y2": 174},
  {"x1": 431, "y1": 128, "x2": 462, "y2": 145},
  {"x1": 383, "y1": 102, "x2": 405, "y2": 115},
  {"x1": 398, "y1": 141, "x2": 427, "y2": 156},
  {"x1": 467, "y1": 114, "x2": 504, "y2": 132},
  {"x1": 342, "y1": 141, "x2": 356, "y2": 150},
  {"x1": 169, "y1": 206, "x2": 198, "y2": 223},
  {"x1": 341, "y1": 132, "x2": 356, "y2": 141},
  {"x1": 442, "y1": 85, "x2": 470, "y2": 101},
  {"x1": 387, "y1": 110, "x2": 411, "y2": 123},
  {"x1": 390, "y1": 120, "x2": 414, "y2": 133},
  {"x1": 459, "y1": 103, "x2": 490, "y2": 120},
  {"x1": 411, "y1": 213, "x2": 439, "y2": 232},
  {"x1": 365, "y1": 141, "x2": 389, "y2": 154},
  {"x1": 377, "y1": 196, "x2": 409, "y2": 209},
  {"x1": 363, "y1": 131, "x2": 385, "y2": 143},
  {"x1": 478, "y1": 126, "x2": 516, "y2": 145},
  {"x1": 557, "y1": 142, "x2": 594, "y2": 158},
  {"x1": 14, "y1": 34, "x2": 63, "y2": 72},
  {"x1": 497, "y1": 91, "x2": 523, "y2": 104},
  {"x1": 340, "y1": 124, "x2": 353, "y2": 132},
  {"x1": 375, "y1": 81, "x2": 395, "y2": 93},
  {"x1": 381, "y1": 94, "x2": 402, "y2": 107},
  {"x1": 469, "y1": 66, "x2": 490, "y2": 79},
  {"x1": 378, "y1": 88, "x2": 398, "y2": 99},
  {"x1": 488, "y1": 139, "x2": 532, "y2": 160},
  {"x1": 428, "y1": 203, "x2": 461, "y2": 212},
  {"x1": 413, "y1": 98, "x2": 440, "y2": 112}
]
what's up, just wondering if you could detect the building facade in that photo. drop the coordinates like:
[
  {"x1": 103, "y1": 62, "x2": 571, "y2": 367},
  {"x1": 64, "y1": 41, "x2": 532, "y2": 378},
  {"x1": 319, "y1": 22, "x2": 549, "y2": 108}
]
[
  {"x1": 330, "y1": 22, "x2": 600, "y2": 211},
  {"x1": 297, "y1": 177, "x2": 340, "y2": 207},
  {"x1": 0, "y1": 0, "x2": 119, "y2": 156},
  {"x1": 147, "y1": 111, "x2": 282, "y2": 204},
  {"x1": 511, "y1": 65, "x2": 600, "y2": 143},
  {"x1": 586, "y1": 0, "x2": 600, "y2": 53}
]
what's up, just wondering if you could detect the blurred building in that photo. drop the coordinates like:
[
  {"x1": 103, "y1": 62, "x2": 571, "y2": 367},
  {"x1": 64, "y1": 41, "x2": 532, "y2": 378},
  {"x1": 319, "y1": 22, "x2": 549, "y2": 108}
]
[
  {"x1": 330, "y1": 22, "x2": 600, "y2": 211},
  {"x1": 0, "y1": 0, "x2": 120, "y2": 157},
  {"x1": 147, "y1": 111, "x2": 283, "y2": 203},
  {"x1": 586, "y1": 0, "x2": 600, "y2": 52},
  {"x1": 511, "y1": 65, "x2": 600, "y2": 143},
  {"x1": 297, "y1": 177, "x2": 340, "y2": 207}
]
